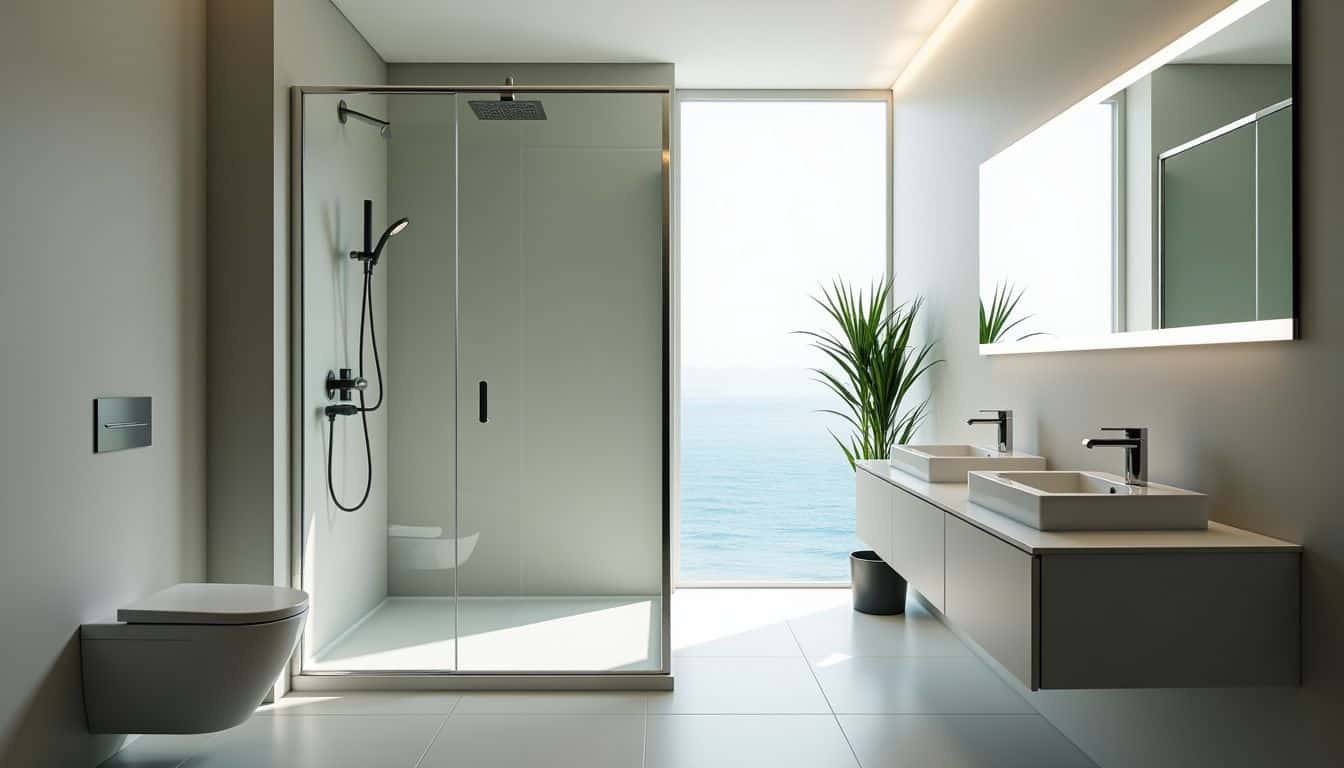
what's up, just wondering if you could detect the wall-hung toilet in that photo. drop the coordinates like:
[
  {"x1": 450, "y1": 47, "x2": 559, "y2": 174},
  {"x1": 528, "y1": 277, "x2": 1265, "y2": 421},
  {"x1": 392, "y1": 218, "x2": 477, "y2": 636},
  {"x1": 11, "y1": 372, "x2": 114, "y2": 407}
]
[{"x1": 81, "y1": 583, "x2": 308, "y2": 734}]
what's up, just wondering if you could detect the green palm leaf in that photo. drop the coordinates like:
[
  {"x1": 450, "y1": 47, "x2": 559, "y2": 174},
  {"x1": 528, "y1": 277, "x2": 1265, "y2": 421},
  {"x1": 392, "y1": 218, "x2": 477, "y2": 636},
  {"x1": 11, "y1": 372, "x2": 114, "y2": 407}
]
[
  {"x1": 796, "y1": 278, "x2": 943, "y2": 470},
  {"x1": 979, "y1": 281, "x2": 1047, "y2": 343}
]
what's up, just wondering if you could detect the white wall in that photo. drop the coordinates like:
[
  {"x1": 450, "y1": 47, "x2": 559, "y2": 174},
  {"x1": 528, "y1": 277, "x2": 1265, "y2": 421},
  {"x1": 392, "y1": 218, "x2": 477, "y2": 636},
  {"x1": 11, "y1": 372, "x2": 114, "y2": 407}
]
[
  {"x1": 274, "y1": 2, "x2": 389, "y2": 614},
  {"x1": 206, "y1": 0, "x2": 276, "y2": 586},
  {"x1": 298, "y1": 92, "x2": 390, "y2": 653},
  {"x1": 207, "y1": 0, "x2": 386, "y2": 601},
  {"x1": 894, "y1": 0, "x2": 1344, "y2": 765},
  {"x1": 0, "y1": 1, "x2": 207, "y2": 764}
]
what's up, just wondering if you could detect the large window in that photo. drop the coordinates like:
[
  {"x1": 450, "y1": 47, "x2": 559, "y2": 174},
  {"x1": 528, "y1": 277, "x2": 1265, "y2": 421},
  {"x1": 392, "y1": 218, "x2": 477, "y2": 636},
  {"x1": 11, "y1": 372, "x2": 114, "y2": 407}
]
[{"x1": 678, "y1": 97, "x2": 889, "y2": 583}]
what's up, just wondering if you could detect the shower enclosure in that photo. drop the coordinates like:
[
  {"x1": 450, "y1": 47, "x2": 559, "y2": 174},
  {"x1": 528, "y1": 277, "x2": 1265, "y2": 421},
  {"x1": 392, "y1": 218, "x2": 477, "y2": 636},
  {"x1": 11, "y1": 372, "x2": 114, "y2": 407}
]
[{"x1": 291, "y1": 85, "x2": 670, "y2": 686}]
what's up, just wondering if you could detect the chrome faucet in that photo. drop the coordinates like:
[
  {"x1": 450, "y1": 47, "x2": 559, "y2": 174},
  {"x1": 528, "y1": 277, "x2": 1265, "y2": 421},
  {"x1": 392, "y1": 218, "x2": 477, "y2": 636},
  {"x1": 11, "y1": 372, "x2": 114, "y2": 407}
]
[
  {"x1": 967, "y1": 409, "x2": 1013, "y2": 452},
  {"x1": 1082, "y1": 427, "x2": 1148, "y2": 486}
]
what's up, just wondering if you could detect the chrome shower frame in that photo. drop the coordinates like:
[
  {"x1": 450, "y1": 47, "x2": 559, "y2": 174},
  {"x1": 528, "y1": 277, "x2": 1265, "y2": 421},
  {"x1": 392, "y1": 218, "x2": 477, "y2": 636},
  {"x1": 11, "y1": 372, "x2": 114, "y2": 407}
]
[{"x1": 289, "y1": 84, "x2": 673, "y2": 691}]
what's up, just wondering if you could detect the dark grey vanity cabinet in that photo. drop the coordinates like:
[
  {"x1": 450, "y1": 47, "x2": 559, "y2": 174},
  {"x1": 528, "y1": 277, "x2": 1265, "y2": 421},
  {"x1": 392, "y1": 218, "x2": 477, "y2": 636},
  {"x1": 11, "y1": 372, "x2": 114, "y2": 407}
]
[{"x1": 856, "y1": 461, "x2": 1301, "y2": 690}]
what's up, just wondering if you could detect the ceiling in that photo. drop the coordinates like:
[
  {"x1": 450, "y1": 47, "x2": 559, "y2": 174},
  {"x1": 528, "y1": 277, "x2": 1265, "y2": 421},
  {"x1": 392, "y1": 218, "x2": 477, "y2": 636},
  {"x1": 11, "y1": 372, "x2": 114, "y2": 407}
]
[
  {"x1": 330, "y1": 0, "x2": 960, "y2": 89},
  {"x1": 1174, "y1": 0, "x2": 1291, "y2": 65}
]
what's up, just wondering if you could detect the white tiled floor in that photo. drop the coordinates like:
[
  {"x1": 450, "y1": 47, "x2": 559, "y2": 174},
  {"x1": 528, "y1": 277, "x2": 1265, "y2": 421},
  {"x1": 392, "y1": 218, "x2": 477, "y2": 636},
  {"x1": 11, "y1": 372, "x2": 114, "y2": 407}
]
[
  {"x1": 647, "y1": 656, "x2": 833, "y2": 714},
  {"x1": 102, "y1": 589, "x2": 1095, "y2": 768}
]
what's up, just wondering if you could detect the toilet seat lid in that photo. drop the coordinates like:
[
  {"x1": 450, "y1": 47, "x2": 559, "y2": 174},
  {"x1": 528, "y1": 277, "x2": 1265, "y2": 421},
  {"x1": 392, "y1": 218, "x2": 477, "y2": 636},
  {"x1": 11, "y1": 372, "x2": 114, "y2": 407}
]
[{"x1": 117, "y1": 583, "x2": 309, "y2": 625}]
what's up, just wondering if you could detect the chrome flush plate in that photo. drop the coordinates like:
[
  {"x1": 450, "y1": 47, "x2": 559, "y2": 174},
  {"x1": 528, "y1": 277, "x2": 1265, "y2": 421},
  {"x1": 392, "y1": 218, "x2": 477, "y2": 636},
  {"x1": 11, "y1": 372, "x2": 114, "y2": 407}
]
[{"x1": 94, "y1": 397, "x2": 152, "y2": 453}]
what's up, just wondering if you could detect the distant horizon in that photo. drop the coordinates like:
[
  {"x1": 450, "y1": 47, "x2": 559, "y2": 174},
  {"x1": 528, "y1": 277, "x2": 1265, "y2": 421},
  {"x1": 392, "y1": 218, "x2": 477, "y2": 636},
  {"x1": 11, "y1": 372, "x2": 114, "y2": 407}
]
[{"x1": 682, "y1": 366, "x2": 840, "y2": 402}]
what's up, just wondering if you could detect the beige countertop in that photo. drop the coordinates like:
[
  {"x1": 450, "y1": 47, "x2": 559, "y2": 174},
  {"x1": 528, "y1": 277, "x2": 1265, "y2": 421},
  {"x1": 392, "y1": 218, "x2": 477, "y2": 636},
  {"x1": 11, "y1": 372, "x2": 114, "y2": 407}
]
[{"x1": 856, "y1": 460, "x2": 1302, "y2": 555}]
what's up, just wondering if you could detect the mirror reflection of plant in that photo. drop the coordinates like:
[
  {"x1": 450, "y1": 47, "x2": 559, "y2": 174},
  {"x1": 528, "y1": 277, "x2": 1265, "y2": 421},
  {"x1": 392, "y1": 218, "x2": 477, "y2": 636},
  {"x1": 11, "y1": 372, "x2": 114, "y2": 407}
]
[
  {"x1": 980, "y1": 281, "x2": 1047, "y2": 343},
  {"x1": 798, "y1": 278, "x2": 942, "y2": 470}
]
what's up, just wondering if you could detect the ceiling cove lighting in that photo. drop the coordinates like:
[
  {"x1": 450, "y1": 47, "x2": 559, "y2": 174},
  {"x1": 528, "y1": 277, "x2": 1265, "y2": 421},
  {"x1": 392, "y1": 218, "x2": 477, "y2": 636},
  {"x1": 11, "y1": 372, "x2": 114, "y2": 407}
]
[{"x1": 891, "y1": 0, "x2": 979, "y2": 94}]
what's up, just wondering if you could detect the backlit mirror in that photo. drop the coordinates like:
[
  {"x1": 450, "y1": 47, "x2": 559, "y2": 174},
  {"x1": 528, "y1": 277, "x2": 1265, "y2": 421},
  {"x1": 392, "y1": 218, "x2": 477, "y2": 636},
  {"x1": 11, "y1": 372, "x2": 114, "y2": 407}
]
[{"x1": 979, "y1": 0, "x2": 1294, "y2": 354}]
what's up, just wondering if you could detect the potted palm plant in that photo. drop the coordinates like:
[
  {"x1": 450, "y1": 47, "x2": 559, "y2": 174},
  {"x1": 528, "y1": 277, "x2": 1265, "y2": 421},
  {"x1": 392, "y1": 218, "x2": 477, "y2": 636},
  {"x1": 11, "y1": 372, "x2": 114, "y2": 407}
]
[{"x1": 799, "y1": 278, "x2": 941, "y2": 614}]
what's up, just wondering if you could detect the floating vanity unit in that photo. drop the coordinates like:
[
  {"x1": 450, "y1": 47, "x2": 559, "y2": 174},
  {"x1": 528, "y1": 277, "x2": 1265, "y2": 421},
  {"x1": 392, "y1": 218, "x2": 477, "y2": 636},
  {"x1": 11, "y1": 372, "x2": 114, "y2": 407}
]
[{"x1": 857, "y1": 460, "x2": 1300, "y2": 690}]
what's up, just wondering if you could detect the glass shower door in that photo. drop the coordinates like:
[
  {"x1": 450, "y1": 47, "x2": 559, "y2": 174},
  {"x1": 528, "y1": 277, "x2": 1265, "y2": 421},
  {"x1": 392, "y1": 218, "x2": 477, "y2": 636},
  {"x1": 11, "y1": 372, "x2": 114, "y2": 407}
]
[
  {"x1": 453, "y1": 90, "x2": 668, "y2": 672},
  {"x1": 298, "y1": 86, "x2": 668, "y2": 678}
]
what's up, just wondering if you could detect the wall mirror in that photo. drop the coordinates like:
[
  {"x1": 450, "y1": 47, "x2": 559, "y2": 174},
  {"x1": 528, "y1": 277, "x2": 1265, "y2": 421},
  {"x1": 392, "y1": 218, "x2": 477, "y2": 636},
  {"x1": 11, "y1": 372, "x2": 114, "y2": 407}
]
[{"x1": 979, "y1": 0, "x2": 1294, "y2": 354}]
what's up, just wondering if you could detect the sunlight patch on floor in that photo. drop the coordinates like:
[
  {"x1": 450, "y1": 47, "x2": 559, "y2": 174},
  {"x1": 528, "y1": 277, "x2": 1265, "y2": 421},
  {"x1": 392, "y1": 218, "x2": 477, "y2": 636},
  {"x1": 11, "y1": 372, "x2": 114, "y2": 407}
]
[{"x1": 670, "y1": 587, "x2": 850, "y2": 653}]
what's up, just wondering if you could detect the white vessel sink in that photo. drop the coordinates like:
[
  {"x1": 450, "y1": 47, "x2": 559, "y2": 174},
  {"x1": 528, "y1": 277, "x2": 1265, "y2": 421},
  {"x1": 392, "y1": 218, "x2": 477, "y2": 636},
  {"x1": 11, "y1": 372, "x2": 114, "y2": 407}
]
[
  {"x1": 888, "y1": 444, "x2": 1047, "y2": 483},
  {"x1": 968, "y1": 471, "x2": 1208, "y2": 531}
]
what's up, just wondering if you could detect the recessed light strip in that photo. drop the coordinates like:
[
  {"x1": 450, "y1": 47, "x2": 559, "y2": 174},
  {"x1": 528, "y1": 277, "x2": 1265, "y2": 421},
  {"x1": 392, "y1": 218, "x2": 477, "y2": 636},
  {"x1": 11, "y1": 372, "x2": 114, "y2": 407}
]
[{"x1": 890, "y1": 0, "x2": 980, "y2": 94}]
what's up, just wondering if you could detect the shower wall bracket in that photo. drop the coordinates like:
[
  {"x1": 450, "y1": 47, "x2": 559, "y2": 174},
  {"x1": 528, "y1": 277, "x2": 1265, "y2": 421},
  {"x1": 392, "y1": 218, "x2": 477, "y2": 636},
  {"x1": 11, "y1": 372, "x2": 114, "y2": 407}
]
[{"x1": 337, "y1": 100, "x2": 390, "y2": 136}]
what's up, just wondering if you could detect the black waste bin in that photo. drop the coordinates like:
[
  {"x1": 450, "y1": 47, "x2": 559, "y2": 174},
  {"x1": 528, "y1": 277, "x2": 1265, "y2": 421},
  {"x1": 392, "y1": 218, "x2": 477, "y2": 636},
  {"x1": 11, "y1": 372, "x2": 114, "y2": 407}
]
[{"x1": 850, "y1": 550, "x2": 907, "y2": 615}]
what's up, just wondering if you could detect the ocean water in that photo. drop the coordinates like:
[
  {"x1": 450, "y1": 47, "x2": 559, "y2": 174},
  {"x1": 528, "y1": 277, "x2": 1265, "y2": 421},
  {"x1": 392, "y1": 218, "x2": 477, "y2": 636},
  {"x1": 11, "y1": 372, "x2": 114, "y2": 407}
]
[{"x1": 679, "y1": 397, "x2": 861, "y2": 582}]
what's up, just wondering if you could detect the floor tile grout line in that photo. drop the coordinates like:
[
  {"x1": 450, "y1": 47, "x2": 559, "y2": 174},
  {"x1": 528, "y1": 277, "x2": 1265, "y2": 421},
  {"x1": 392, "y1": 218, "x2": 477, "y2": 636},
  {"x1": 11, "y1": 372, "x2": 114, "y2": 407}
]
[
  {"x1": 641, "y1": 704, "x2": 649, "y2": 768},
  {"x1": 121, "y1": 731, "x2": 217, "y2": 768},
  {"x1": 673, "y1": 651, "x2": 971, "y2": 659},
  {"x1": 928, "y1": 636, "x2": 1097, "y2": 764},
  {"x1": 649, "y1": 711, "x2": 845, "y2": 716},
  {"x1": 411, "y1": 715, "x2": 450, "y2": 768},
  {"x1": 647, "y1": 712, "x2": 893, "y2": 717},
  {"x1": 839, "y1": 712, "x2": 1056, "y2": 719},
  {"x1": 438, "y1": 710, "x2": 1040, "y2": 717},
  {"x1": 260, "y1": 711, "x2": 460, "y2": 717},
  {"x1": 1022, "y1": 706, "x2": 1102, "y2": 767},
  {"x1": 169, "y1": 740, "x2": 203, "y2": 768},
  {"x1": 784, "y1": 619, "x2": 864, "y2": 768},
  {"x1": 666, "y1": 656, "x2": 801, "y2": 661},
  {"x1": 450, "y1": 712, "x2": 647, "y2": 717}
]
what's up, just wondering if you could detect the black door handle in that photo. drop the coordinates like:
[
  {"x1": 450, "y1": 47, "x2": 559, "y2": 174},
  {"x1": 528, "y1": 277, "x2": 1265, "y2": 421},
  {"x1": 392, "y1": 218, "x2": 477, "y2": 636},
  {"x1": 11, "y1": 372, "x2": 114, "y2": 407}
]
[{"x1": 479, "y1": 380, "x2": 488, "y2": 423}]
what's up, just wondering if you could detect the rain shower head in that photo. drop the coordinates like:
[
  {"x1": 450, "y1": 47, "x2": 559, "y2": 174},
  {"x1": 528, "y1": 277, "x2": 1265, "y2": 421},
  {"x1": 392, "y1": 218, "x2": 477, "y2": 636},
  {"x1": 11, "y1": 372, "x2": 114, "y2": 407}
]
[
  {"x1": 469, "y1": 100, "x2": 547, "y2": 120},
  {"x1": 469, "y1": 77, "x2": 547, "y2": 121}
]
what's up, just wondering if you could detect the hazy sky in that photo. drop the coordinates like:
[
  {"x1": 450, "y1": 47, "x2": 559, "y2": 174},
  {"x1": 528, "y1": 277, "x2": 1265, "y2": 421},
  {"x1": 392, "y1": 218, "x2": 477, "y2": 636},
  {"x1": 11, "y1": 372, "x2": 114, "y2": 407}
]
[{"x1": 680, "y1": 100, "x2": 887, "y2": 399}]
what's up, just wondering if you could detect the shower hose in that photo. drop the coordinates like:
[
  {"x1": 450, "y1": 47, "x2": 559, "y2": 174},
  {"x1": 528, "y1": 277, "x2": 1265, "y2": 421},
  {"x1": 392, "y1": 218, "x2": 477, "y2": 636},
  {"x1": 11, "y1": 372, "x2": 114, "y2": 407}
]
[{"x1": 326, "y1": 263, "x2": 384, "y2": 512}]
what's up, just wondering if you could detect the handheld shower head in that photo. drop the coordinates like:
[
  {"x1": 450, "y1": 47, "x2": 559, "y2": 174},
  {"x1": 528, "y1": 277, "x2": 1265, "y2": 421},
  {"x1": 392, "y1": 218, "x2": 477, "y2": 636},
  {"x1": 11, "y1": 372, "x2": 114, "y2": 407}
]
[{"x1": 370, "y1": 217, "x2": 410, "y2": 265}]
